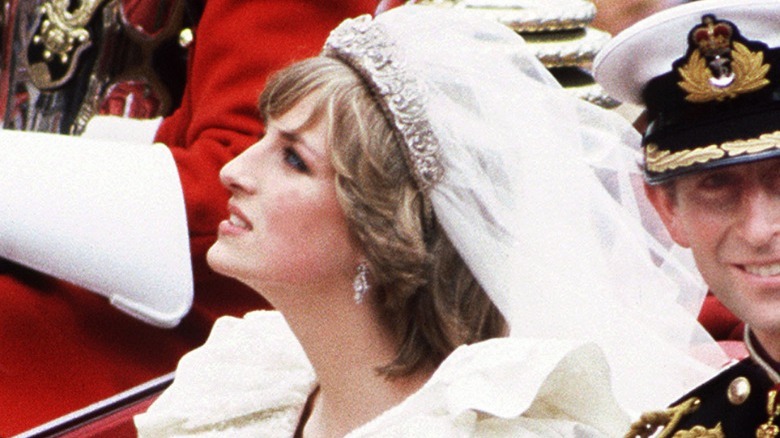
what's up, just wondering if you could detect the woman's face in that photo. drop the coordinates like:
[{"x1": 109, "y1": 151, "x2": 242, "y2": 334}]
[{"x1": 208, "y1": 94, "x2": 362, "y2": 296}]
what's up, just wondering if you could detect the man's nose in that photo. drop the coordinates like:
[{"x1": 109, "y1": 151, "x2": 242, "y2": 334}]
[{"x1": 737, "y1": 189, "x2": 780, "y2": 249}]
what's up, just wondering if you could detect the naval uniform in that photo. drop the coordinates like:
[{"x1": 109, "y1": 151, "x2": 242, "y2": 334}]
[{"x1": 629, "y1": 330, "x2": 780, "y2": 438}]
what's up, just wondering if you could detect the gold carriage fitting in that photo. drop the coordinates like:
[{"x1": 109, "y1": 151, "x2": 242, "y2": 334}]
[{"x1": 1, "y1": 0, "x2": 197, "y2": 134}]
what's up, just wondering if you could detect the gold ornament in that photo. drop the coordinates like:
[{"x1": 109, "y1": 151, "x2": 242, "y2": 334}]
[
  {"x1": 32, "y1": 0, "x2": 106, "y2": 64},
  {"x1": 678, "y1": 42, "x2": 770, "y2": 103}
]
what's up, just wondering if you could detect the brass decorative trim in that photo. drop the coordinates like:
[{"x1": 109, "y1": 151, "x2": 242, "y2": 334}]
[
  {"x1": 27, "y1": 0, "x2": 108, "y2": 90},
  {"x1": 32, "y1": 0, "x2": 105, "y2": 63},
  {"x1": 645, "y1": 130, "x2": 780, "y2": 174},
  {"x1": 678, "y1": 42, "x2": 771, "y2": 103}
]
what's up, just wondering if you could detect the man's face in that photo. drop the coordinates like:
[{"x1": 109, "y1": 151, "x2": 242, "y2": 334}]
[{"x1": 647, "y1": 158, "x2": 780, "y2": 337}]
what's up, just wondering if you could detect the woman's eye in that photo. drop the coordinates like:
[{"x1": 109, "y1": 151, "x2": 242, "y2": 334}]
[{"x1": 283, "y1": 147, "x2": 309, "y2": 172}]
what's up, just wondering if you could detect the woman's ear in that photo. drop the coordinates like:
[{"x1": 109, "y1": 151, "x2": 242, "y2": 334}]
[{"x1": 644, "y1": 182, "x2": 691, "y2": 248}]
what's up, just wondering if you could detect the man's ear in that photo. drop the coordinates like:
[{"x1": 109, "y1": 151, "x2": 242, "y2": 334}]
[{"x1": 644, "y1": 182, "x2": 691, "y2": 248}]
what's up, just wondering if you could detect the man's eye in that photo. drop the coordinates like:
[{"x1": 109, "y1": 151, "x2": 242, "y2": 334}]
[
  {"x1": 699, "y1": 172, "x2": 735, "y2": 190},
  {"x1": 283, "y1": 147, "x2": 309, "y2": 172},
  {"x1": 688, "y1": 172, "x2": 740, "y2": 208},
  {"x1": 763, "y1": 163, "x2": 780, "y2": 194}
]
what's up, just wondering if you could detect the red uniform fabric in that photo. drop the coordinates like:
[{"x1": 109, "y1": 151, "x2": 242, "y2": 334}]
[
  {"x1": 0, "y1": 1, "x2": 376, "y2": 435},
  {"x1": 698, "y1": 291, "x2": 744, "y2": 342}
]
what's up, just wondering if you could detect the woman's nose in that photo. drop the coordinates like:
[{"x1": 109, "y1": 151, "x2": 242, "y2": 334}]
[{"x1": 219, "y1": 143, "x2": 260, "y2": 193}]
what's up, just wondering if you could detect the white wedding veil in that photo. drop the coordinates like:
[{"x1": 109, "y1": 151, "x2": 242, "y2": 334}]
[{"x1": 324, "y1": 5, "x2": 726, "y2": 415}]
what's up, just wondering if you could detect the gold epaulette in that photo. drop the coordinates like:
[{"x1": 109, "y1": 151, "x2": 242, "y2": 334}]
[{"x1": 625, "y1": 398, "x2": 725, "y2": 438}]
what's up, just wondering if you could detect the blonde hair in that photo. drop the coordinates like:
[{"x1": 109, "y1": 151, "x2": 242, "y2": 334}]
[{"x1": 259, "y1": 57, "x2": 506, "y2": 377}]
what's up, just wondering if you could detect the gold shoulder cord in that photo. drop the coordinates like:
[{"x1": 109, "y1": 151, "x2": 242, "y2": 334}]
[
  {"x1": 627, "y1": 387, "x2": 780, "y2": 437},
  {"x1": 758, "y1": 388, "x2": 780, "y2": 438},
  {"x1": 625, "y1": 397, "x2": 724, "y2": 438}
]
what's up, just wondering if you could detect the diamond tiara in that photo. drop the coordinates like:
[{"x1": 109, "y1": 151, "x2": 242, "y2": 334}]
[{"x1": 323, "y1": 15, "x2": 444, "y2": 191}]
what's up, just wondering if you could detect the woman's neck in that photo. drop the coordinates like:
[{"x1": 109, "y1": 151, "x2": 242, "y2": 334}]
[{"x1": 279, "y1": 285, "x2": 432, "y2": 437}]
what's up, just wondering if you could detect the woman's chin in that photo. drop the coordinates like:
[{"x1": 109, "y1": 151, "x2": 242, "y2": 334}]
[{"x1": 206, "y1": 243, "x2": 232, "y2": 277}]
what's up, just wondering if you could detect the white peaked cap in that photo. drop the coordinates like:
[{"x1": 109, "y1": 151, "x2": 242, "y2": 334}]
[
  {"x1": 593, "y1": 0, "x2": 780, "y2": 105},
  {"x1": 0, "y1": 129, "x2": 193, "y2": 328}
]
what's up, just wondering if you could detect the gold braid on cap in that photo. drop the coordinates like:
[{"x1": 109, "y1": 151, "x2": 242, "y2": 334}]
[
  {"x1": 645, "y1": 130, "x2": 780, "y2": 174},
  {"x1": 323, "y1": 15, "x2": 444, "y2": 192}
]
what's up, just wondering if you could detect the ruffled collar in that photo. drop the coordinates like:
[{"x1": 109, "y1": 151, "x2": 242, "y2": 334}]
[
  {"x1": 136, "y1": 311, "x2": 629, "y2": 437},
  {"x1": 135, "y1": 311, "x2": 316, "y2": 436},
  {"x1": 353, "y1": 337, "x2": 628, "y2": 436}
]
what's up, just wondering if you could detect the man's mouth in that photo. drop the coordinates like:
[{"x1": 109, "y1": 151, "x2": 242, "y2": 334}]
[{"x1": 743, "y1": 262, "x2": 780, "y2": 277}]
